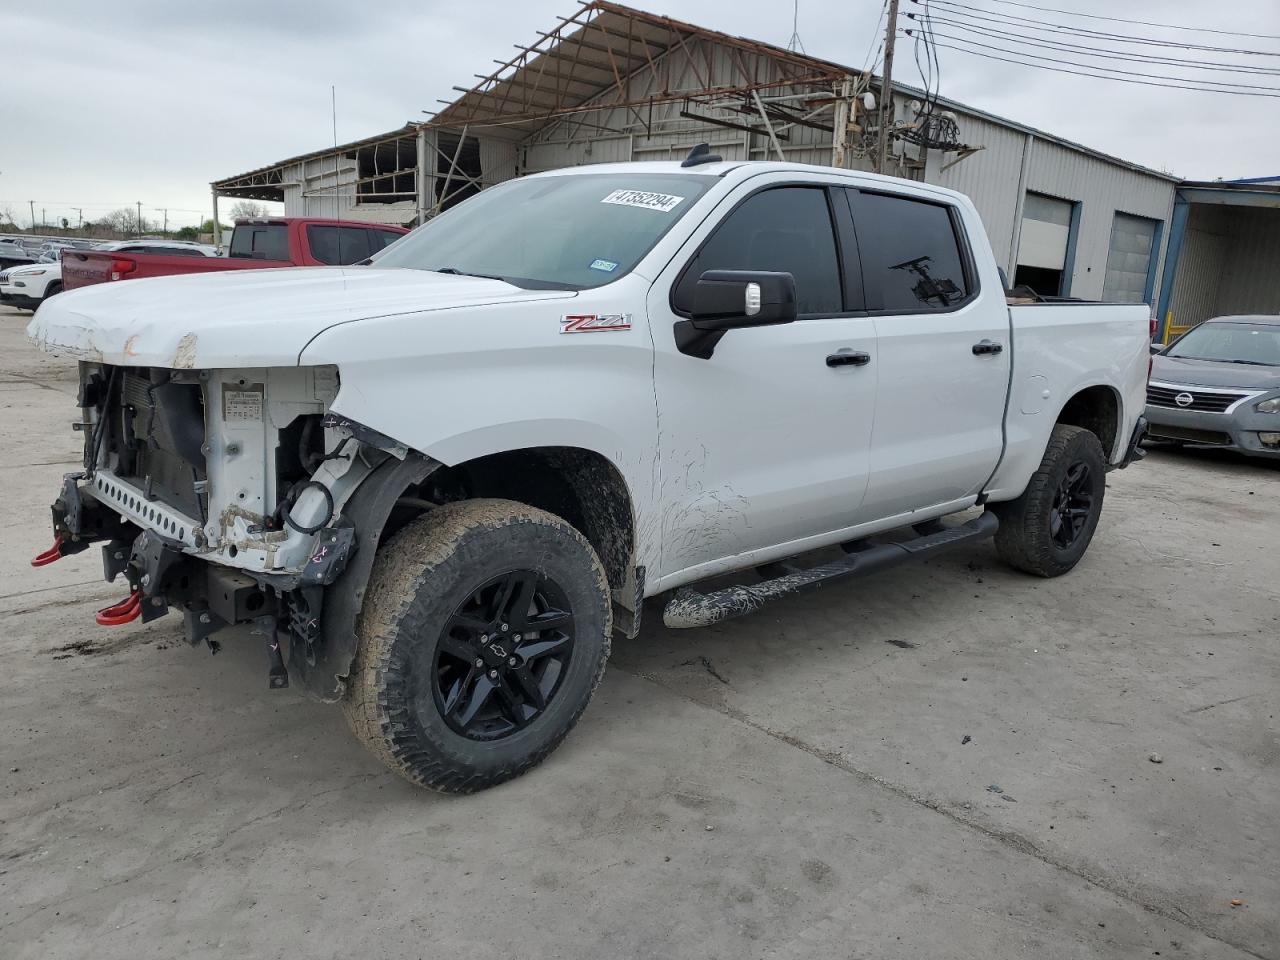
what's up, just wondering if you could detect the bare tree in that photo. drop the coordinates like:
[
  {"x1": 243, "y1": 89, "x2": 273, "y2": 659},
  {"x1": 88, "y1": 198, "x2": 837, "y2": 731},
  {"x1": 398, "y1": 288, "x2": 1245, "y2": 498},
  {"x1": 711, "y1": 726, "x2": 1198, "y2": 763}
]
[
  {"x1": 95, "y1": 208, "x2": 145, "y2": 236},
  {"x1": 229, "y1": 200, "x2": 267, "y2": 220}
]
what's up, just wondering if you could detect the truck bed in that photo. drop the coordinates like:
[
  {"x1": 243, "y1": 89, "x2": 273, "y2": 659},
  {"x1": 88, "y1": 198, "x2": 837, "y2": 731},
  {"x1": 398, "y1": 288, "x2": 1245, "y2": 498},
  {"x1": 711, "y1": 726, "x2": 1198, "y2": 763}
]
[{"x1": 61, "y1": 250, "x2": 289, "y2": 291}]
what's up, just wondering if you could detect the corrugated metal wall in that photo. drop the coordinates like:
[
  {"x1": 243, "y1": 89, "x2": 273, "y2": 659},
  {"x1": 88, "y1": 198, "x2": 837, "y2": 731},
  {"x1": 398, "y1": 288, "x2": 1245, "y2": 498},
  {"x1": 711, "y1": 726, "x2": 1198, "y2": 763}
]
[
  {"x1": 1167, "y1": 205, "x2": 1230, "y2": 327},
  {"x1": 1217, "y1": 207, "x2": 1280, "y2": 316},
  {"x1": 928, "y1": 112, "x2": 1028, "y2": 272},
  {"x1": 282, "y1": 155, "x2": 417, "y2": 225},
  {"x1": 1167, "y1": 204, "x2": 1280, "y2": 327}
]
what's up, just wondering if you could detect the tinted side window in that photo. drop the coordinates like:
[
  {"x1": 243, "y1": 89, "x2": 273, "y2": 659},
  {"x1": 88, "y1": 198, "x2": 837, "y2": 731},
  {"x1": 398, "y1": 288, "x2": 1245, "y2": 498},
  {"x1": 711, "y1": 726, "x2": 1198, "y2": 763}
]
[
  {"x1": 853, "y1": 192, "x2": 970, "y2": 312},
  {"x1": 372, "y1": 230, "x2": 403, "y2": 252},
  {"x1": 675, "y1": 186, "x2": 842, "y2": 315},
  {"x1": 229, "y1": 224, "x2": 289, "y2": 261},
  {"x1": 307, "y1": 226, "x2": 374, "y2": 265},
  {"x1": 307, "y1": 226, "x2": 341, "y2": 265}
]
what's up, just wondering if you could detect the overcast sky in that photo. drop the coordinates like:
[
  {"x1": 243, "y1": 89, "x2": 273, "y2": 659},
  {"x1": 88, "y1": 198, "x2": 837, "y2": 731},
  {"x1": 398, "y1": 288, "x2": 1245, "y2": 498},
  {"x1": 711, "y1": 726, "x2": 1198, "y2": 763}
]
[{"x1": 4, "y1": 0, "x2": 1279, "y2": 230}]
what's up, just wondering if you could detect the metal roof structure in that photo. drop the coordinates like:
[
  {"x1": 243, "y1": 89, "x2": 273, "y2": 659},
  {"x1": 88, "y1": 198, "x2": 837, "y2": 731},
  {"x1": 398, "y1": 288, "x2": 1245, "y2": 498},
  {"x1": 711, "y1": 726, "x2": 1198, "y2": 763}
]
[
  {"x1": 212, "y1": 0, "x2": 1179, "y2": 196},
  {"x1": 422, "y1": 0, "x2": 850, "y2": 139}
]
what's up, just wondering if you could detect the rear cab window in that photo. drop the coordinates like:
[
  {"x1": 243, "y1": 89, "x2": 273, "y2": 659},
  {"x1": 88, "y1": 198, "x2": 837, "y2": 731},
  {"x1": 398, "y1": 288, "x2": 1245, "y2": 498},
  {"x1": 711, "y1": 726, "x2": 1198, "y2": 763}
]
[{"x1": 229, "y1": 224, "x2": 289, "y2": 261}]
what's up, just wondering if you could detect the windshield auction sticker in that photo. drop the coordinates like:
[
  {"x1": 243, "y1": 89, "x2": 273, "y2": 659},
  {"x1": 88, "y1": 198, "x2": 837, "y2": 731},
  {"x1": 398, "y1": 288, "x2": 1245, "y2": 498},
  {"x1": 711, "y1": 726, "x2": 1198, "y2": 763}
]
[{"x1": 601, "y1": 189, "x2": 684, "y2": 213}]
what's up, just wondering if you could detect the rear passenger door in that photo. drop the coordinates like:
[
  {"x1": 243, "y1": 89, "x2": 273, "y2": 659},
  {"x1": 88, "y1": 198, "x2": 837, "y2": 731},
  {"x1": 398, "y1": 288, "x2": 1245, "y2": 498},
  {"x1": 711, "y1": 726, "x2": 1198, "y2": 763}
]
[
  {"x1": 306, "y1": 225, "x2": 375, "y2": 266},
  {"x1": 847, "y1": 188, "x2": 1009, "y2": 520}
]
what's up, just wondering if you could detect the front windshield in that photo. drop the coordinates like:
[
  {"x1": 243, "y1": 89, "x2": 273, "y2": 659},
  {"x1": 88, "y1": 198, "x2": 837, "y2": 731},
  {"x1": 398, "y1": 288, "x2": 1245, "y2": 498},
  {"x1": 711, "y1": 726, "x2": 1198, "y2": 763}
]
[
  {"x1": 371, "y1": 172, "x2": 713, "y2": 289},
  {"x1": 1166, "y1": 321, "x2": 1280, "y2": 366}
]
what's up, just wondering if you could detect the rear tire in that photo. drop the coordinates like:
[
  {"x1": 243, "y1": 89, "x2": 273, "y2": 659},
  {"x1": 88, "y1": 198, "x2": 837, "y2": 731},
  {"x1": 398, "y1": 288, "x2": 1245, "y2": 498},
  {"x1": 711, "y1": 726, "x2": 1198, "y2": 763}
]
[
  {"x1": 992, "y1": 424, "x2": 1106, "y2": 578},
  {"x1": 343, "y1": 499, "x2": 611, "y2": 793}
]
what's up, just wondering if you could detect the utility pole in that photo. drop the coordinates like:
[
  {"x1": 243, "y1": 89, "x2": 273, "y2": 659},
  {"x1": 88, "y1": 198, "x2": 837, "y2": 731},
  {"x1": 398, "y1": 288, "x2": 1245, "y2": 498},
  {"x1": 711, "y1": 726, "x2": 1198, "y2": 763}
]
[
  {"x1": 162, "y1": 209, "x2": 168, "y2": 235},
  {"x1": 41, "y1": 208, "x2": 47, "y2": 230},
  {"x1": 136, "y1": 201, "x2": 143, "y2": 237},
  {"x1": 28, "y1": 200, "x2": 35, "y2": 231},
  {"x1": 74, "y1": 208, "x2": 83, "y2": 229},
  {"x1": 877, "y1": 0, "x2": 900, "y2": 173}
]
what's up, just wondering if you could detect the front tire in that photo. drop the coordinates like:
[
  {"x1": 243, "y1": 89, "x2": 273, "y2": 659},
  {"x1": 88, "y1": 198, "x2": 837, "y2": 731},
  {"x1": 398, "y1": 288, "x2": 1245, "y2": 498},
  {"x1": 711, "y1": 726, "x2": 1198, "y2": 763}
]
[
  {"x1": 343, "y1": 499, "x2": 611, "y2": 793},
  {"x1": 42, "y1": 281, "x2": 63, "y2": 301},
  {"x1": 992, "y1": 424, "x2": 1106, "y2": 578}
]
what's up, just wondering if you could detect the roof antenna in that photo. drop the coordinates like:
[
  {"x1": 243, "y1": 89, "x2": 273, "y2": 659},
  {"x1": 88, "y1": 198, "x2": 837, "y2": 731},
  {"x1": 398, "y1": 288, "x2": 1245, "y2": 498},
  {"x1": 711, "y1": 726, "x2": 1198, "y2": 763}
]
[
  {"x1": 682, "y1": 142, "x2": 723, "y2": 167},
  {"x1": 787, "y1": 0, "x2": 806, "y2": 53}
]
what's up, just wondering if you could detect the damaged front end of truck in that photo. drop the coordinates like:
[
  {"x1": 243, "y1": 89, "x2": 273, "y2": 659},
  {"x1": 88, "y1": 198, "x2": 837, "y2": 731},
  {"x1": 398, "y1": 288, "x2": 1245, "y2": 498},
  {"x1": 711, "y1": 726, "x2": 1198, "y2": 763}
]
[{"x1": 35, "y1": 359, "x2": 437, "y2": 700}]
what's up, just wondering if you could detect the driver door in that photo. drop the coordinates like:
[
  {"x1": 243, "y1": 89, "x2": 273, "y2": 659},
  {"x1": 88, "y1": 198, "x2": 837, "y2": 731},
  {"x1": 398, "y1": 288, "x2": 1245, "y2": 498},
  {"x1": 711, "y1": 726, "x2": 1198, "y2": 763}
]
[{"x1": 648, "y1": 176, "x2": 879, "y2": 586}]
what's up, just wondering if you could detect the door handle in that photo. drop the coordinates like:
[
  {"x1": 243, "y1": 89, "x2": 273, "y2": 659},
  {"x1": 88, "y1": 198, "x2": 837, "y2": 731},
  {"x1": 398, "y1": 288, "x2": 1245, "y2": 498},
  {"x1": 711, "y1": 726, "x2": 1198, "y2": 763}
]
[
  {"x1": 827, "y1": 351, "x2": 871, "y2": 368},
  {"x1": 972, "y1": 340, "x2": 1004, "y2": 356}
]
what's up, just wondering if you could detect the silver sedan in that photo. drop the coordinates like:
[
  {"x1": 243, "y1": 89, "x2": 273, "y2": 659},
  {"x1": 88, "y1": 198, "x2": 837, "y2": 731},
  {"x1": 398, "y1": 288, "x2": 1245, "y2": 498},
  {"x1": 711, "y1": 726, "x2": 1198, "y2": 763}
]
[{"x1": 1146, "y1": 315, "x2": 1280, "y2": 458}]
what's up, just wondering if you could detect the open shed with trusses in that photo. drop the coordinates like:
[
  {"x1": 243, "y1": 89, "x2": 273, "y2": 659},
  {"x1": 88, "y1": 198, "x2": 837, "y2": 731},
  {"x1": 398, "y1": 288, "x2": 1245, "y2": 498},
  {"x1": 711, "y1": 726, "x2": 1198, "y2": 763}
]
[{"x1": 211, "y1": 0, "x2": 1179, "y2": 304}]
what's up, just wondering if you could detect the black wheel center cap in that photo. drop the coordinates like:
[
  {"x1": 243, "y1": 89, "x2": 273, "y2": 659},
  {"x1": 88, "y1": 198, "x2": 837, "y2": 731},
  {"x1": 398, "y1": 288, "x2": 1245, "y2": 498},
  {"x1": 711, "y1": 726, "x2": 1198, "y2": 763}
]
[{"x1": 484, "y1": 636, "x2": 511, "y2": 663}]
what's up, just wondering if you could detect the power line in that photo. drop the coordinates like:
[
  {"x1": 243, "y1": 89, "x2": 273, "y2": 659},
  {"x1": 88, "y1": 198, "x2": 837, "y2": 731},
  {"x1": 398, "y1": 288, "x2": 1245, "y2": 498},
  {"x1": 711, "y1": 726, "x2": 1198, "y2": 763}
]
[
  {"x1": 919, "y1": 0, "x2": 1280, "y2": 58},
  {"x1": 860, "y1": 0, "x2": 892, "y2": 76},
  {"x1": 915, "y1": 16, "x2": 1280, "y2": 77},
  {"x1": 914, "y1": 32, "x2": 1280, "y2": 92},
  {"x1": 960, "y1": 0, "x2": 1280, "y2": 42},
  {"x1": 905, "y1": 31, "x2": 1280, "y2": 93},
  {"x1": 909, "y1": 33, "x2": 1280, "y2": 97}
]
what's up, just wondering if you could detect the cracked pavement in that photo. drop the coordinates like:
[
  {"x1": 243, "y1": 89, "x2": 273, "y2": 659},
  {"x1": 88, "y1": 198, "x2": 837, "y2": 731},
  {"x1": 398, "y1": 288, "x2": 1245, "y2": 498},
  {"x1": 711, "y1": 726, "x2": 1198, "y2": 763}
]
[{"x1": 1, "y1": 305, "x2": 1276, "y2": 959}]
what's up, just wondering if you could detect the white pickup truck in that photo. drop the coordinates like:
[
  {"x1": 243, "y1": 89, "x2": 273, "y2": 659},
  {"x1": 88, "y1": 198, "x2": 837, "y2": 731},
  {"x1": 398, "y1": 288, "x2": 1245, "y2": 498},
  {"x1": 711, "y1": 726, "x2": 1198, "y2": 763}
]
[{"x1": 28, "y1": 150, "x2": 1149, "y2": 793}]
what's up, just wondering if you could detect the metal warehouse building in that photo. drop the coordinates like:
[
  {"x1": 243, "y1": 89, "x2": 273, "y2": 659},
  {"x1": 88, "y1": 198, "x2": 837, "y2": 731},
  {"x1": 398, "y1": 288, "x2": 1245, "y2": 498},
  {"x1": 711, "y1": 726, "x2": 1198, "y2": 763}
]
[{"x1": 213, "y1": 1, "x2": 1189, "y2": 317}]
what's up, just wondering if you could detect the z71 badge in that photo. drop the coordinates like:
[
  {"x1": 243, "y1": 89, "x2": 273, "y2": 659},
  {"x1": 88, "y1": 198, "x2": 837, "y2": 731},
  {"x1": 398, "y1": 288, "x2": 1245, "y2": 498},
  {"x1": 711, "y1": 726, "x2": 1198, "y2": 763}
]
[{"x1": 560, "y1": 313, "x2": 632, "y2": 334}]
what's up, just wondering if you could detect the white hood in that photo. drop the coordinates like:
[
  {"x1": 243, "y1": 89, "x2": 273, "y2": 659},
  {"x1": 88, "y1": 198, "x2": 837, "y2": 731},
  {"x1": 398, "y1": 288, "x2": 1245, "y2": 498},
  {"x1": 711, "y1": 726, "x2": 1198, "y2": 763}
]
[{"x1": 26, "y1": 266, "x2": 571, "y2": 369}]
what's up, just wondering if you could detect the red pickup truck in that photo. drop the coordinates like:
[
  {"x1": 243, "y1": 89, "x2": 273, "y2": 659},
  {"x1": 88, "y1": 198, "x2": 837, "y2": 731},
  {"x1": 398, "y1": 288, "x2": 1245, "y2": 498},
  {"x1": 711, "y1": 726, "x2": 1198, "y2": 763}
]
[{"x1": 62, "y1": 218, "x2": 409, "y2": 291}]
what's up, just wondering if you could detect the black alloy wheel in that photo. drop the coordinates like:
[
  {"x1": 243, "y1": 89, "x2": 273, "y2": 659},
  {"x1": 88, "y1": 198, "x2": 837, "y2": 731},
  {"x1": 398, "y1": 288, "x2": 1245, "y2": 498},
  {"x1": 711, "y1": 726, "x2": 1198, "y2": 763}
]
[
  {"x1": 434, "y1": 570, "x2": 576, "y2": 741},
  {"x1": 1049, "y1": 460, "x2": 1094, "y2": 548},
  {"x1": 991, "y1": 423, "x2": 1106, "y2": 578},
  {"x1": 343, "y1": 498, "x2": 611, "y2": 792}
]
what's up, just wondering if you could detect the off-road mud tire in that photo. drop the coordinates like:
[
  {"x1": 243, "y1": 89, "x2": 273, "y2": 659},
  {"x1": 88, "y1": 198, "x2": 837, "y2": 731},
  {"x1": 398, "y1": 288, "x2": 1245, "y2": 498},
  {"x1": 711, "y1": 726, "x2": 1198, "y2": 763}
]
[
  {"x1": 343, "y1": 498, "x2": 611, "y2": 793},
  {"x1": 992, "y1": 424, "x2": 1107, "y2": 578}
]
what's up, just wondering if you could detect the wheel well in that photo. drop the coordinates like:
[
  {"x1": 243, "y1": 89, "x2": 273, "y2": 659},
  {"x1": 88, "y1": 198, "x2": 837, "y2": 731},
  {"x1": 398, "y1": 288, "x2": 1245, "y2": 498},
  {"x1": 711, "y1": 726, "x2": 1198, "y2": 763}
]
[
  {"x1": 1056, "y1": 385, "x2": 1120, "y2": 458},
  {"x1": 422, "y1": 447, "x2": 636, "y2": 596}
]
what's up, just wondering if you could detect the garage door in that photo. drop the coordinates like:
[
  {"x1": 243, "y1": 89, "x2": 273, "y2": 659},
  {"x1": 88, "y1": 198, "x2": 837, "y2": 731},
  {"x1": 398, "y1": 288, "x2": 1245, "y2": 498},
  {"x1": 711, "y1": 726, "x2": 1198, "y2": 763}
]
[
  {"x1": 1014, "y1": 193, "x2": 1074, "y2": 297},
  {"x1": 1103, "y1": 213, "x2": 1158, "y2": 303}
]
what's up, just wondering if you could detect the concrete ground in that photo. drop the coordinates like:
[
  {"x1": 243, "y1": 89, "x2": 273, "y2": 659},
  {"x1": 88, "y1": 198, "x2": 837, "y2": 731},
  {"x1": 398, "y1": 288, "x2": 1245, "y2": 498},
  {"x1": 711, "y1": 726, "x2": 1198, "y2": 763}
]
[{"x1": 0, "y1": 302, "x2": 1276, "y2": 960}]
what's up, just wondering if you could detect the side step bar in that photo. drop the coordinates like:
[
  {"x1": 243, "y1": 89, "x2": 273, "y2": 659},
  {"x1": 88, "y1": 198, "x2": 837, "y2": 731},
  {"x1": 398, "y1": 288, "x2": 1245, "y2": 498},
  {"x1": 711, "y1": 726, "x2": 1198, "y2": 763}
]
[{"x1": 662, "y1": 511, "x2": 999, "y2": 629}]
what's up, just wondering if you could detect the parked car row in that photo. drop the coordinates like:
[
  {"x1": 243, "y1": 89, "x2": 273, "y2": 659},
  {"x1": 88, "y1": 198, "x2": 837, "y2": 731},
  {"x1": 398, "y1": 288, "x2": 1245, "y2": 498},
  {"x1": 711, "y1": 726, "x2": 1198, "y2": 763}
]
[
  {"x1": 60, "y1": 218, "x2": 407, "y2": 291},
  {"x1": 0, "y1": 236, "x2": 98, "y2": 271},
  {"x1": 2, "y1": 218, "x2": 409, "y2": 308},
  {"x1": 1, "y1": 239, "x2": 215, "y2": 310}
]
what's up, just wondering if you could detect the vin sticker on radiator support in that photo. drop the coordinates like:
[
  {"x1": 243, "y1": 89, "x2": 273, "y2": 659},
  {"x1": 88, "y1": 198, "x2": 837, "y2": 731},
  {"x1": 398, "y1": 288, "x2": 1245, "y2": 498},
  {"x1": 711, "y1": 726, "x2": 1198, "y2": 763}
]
[{"x1": 222, "y1": 383, "x2": 265, "y2": 423}]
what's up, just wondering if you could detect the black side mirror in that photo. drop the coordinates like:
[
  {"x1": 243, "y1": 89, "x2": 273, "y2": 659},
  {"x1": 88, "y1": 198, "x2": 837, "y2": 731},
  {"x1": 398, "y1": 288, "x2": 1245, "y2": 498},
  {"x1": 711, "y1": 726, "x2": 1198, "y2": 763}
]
[
  {"x1": 676, "y1": 270, "x2": 798, "y2": 359},
  {"x1": 1149, "y1": 343, "x2": 1164, "y2": 355}
]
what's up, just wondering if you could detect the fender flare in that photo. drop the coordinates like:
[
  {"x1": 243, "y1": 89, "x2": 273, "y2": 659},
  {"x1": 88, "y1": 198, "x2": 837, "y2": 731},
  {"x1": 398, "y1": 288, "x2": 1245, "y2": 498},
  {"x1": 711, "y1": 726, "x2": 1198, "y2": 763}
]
[{"x1": 289, "y1": 451, "x2": 439, "y2": 701}]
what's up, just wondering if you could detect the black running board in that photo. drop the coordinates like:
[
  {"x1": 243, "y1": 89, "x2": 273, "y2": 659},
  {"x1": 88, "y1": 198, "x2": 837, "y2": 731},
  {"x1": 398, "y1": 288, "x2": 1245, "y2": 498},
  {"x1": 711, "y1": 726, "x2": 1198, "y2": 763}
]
[{"x1": 662, "y1": 511, "x2": 999, "y2": 629}]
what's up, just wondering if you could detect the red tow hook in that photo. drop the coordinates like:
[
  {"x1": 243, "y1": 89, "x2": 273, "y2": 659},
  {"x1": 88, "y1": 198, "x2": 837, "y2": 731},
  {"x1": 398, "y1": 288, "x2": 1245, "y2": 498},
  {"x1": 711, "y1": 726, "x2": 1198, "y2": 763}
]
[
  {"x1": 95, "y1": 589, "x2": 143, "y2": 627},
  {"x1": 31, "y1": 535, "x2": 66, "y2": 567}
]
